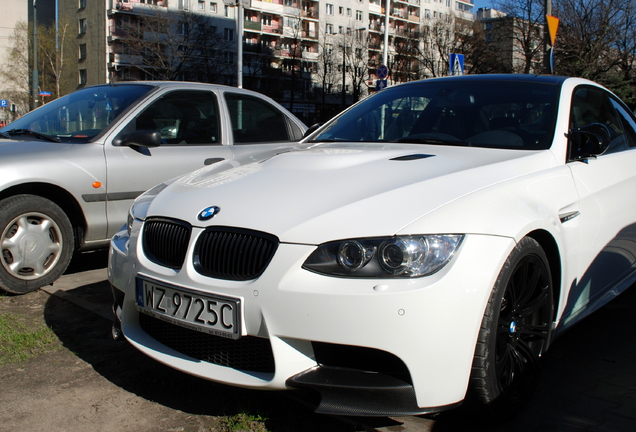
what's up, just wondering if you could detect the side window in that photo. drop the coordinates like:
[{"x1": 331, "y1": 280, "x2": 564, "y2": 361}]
[
  {"x1": 570, "y1": 86, "x2": 627, "y2": 154},
  {"x1": 610, "y1": 98, "x2": 636, "y2": 149},
  {"x1": 131, "y1": 91, "x2": 220, "y2": 145},
  {"x1": 225, "y1": 93, "x2": 290, "y2": 143}
]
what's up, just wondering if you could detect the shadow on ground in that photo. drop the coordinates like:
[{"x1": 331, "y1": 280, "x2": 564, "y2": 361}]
[
  {"x1": 46, "y1": 252, "x2": 363, "y2": 432},
  {"x1": 46, "y1": 250, "x2": 636, "y2": 431}
]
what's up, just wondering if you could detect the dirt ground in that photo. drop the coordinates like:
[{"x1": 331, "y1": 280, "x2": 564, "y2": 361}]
[
  {"x1": 0, "y1": 252, "x2": 367, "y2": 432},
  {"x1": 1, "y1": 250, "x2": 636, "y2": 432}
]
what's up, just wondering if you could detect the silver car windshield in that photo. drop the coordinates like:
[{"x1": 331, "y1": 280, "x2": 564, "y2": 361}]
[
  {"x1": 1, "y1": 84, "x2": 154, "y2": 143},
  {"x1": 312, "y1": 80, "x2": 561, "y2": 150}
]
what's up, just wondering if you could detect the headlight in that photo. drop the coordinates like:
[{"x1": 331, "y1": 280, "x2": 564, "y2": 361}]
[
  {"x1": 303, "y1": 234, "x2": 463, "y2": 278},
  {"x1": 126, "y1": 181, "x2": 171, "y2": 236}
]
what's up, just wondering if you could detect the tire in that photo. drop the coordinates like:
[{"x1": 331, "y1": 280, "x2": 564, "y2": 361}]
[
  {"x1": 0, "y1": 195, "x2": 75, "y2": 295},
  {"x1": 470, "y1": 237, "x2": 554, "y2": 418}
]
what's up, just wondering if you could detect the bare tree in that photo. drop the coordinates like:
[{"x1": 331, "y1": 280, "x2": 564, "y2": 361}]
[
  {"x1": 554, "y1": 0, "x2": 622, "y2": 79},
  {"x1": 0, "y1": 21, "x2": 30, "y2": 116},
  {"x1": 314, "y1": 31, "x2": 341, "y2": 121},
  {"x1": 392, "y1": 13, "x2": 472, "y2": 80},
  {"x1": 489, "y1": 0, "x2": 544, "y2": 74},
  {"x1": 344, "y1": 29, "x2": 368, "y2": 104},
  {"x1": 117, "y1": 6, "x2": 231, "y2": 82},
  {"x1": 38, "y1": 21, "x2": 74, "y2": 98}
]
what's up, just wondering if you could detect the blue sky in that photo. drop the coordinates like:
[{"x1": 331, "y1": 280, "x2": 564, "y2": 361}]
[{"x1": 473, "y1": 0, "x2": 494, "y2": 11}]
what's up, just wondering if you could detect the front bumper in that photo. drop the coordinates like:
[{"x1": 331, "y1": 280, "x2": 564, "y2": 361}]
[{"x1": 108, "y1": 225, "x2": 514, "y2": 415}]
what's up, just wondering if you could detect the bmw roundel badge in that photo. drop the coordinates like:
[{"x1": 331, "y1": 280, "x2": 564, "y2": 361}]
[{"x1": 198, "y1": 206, "x2": 221, "y2": 221}]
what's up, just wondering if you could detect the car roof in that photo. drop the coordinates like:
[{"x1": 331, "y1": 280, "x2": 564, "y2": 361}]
[
  {"x1": 398, "y1": 74, "x2": 570, "y2": 87},
  {"x1": 82, "y1": 81, "x2": 261, "y2": 94}
]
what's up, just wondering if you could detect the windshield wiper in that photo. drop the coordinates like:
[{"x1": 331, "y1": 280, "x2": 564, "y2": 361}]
[
  {"x1": 310, "y1": 138, "x2": 350, "y2": 143},
  {"x1": 396, "y1": 137, "x2": 469, "y2": 146},
  {"x1": 3, "y1": 129, "x2": 60, "y2": 143}
]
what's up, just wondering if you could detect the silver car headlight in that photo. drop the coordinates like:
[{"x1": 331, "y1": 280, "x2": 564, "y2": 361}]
[
  {"x1": 303, "y1": 234, "x2": 463, "y2": 278},
  {"x1": 127, "y1": 181, "x2": 171, "y2": 236}
]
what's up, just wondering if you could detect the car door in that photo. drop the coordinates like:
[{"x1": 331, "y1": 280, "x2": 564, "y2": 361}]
[
  {"x1": 563, "y1": 85, "x2": 636, "y2": 325},
  {"x1": 104, "y1": 89, "x2": 233, "y2": 236}
]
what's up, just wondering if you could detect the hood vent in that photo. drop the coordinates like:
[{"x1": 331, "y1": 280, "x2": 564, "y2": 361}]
[{"x1": 390, "y1": 154, "x2": 435, "y2": 161}]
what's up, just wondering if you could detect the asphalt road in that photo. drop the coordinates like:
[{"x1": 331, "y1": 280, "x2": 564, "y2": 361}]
[{"x1": 19, "y1": 251, "x2": 636, "y2": 431}]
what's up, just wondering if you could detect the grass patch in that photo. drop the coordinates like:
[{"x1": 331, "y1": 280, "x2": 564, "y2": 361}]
[
  {"x1": 0, "y1": 312, "x2": 58, "y2": 366},
  {"x1": 220, "y1": 412, "x2": 269, "y2": 432}
]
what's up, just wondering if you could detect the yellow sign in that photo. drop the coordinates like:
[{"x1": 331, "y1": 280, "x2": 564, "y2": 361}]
[{"x1": 547, "y1": 15, "x2": 559, "y2": 46}]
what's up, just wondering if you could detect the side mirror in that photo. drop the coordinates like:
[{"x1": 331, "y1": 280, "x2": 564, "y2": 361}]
[
  {"x1": 303, "y1": 122, "x2": 324, "y2": 139},
  {"x1": 113, "y1": 130, "x2": 162, "y2": 148},
  {"x1": 568, "y1": 123, "x2": 611, "y2": 161}
]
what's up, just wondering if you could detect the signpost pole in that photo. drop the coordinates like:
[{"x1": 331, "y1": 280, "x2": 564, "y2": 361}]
[{"x1": 32, "y1": 0, "x2": 39, "y2": 110}]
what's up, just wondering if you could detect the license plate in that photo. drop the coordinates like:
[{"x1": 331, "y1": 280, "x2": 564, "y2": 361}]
[{"x1": 135, "y1": 277, "x2": 241, "y2": 339}]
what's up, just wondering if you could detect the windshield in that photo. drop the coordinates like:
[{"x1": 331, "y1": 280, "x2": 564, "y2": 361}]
[
  {"x1": 1, "y1": 84, "x2": 154, "y2": 143},
  {"x1": 311, "y1": 79, "x2": 560, "y2": 150}
]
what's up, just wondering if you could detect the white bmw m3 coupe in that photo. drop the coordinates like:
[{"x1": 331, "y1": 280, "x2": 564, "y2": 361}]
[{"x1": 109, "y1": 75, "x2": 636, "y2": 418}]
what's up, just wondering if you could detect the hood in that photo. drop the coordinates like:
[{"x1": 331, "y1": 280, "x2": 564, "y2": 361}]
[
  {"x1": 0, "y1": 138, "x2": 75, "y2": 158},
  {"x1": 147, "y1": 143, "x2": 557, "y2": 244}
]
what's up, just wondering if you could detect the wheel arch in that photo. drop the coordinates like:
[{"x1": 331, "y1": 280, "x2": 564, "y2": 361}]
[
  {"x1": 526, "y1": 229, "x2": 561, "y2": 320},
  {"x1": 0, "y1": 183, "x2": 87, "y2": 249}
]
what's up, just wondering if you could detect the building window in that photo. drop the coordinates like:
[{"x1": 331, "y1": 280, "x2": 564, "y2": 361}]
[
  {"x1": 225, "y1": 51, "x2": 234, "y2": 64},
  {"x1": 178, "y1": 22, "x2": 189, "y2": 35},
  {"x1": 179, "y1": 0, "x2": 189, "y2": 10},
  {"x1": 339, "y1": 6, "x2": 344, "y2": 14},
  {"x1": 79, "y1": 44, "x2": 87, "y2": 60},
  {"x1": 356, "y1": 10, "x2": 362, "y2": 20},
  {"x1": 78, "y1": 18, "x2": 86, "y2": 35},
  {"x1": 198, "y1": 0, "x2": 204, "y2": 10},
  {"x1": 116, "y1": 15, "x2": 130, "y2": 29},
  {"x1": 262, "y1": 14, "x2": 272, "y2": 26},
  {"x1": 346, "y1": 8, "x2": 352, "y2": 16},
  {"x1": 326, "y1": 23, "x2": 334, "y2": 34},
  {"x1": 78, "y1": 0, "x2": 86, "y2": 9},
  {"x1": 338, "y1": 25, "x2": 344, "y2": 34},
  {"x1": 210, "y1": 2, "x2": 217, "y2": 12},
  {"x1": 326, "y1": 3, "x2": 334, "y2": 15},
  {"x1": 79, "y1": 69, "x2": 87, "y2": 85},
  {"x1": 224, "y1": 28, "x2": 234, "y2": 41},
  {"x1": 326, "y1": 43, "x2": 333, "y2": 54}
]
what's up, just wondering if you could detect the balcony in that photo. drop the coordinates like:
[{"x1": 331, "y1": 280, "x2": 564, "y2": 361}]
[
  {"x1": 301, "y1": 9, "x2": 319, "y2": 19},
  {"x1": 244, "y1": 20, "x2": 262, "y2": 31}
]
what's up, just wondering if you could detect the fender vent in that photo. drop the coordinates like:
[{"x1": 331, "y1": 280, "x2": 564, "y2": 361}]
[{"x1": 390, "y1": 154, "x2": 435, "y2": 161}]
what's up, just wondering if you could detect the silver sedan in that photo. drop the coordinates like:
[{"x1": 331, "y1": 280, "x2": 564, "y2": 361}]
[{"x1": 0, "y1": 82, "x2": 306, "y2": 294}]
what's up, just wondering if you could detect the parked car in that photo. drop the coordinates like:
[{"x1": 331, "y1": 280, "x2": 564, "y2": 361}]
[
  {"x1": 108, "y1": 75, "x2": 636, "y2": 418},
  {"x1": 0, "y1": 82, "x2": 306, "y2": 294}
]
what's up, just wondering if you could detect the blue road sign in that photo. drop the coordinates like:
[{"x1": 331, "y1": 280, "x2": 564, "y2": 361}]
[
  {"x1": 377, "y1": 65, "x2": 389, "y2": 79},
  {"x1": 376, "y1": 80, "x2": 388, "y2": 91},
  {"x1": 449, "y1": 54, "x2": 464, "y2": 76},
  {"x1": 39, "y1": 91, "x2": 52, "y2": 97},
  {"x1": 0, "y1": 100, "x2": 8, "y2": 107}
]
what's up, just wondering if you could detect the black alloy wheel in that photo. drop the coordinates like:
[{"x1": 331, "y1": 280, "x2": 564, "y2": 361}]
[{"x1": 470, "y1": 236, "x2": 554, "y2": 418}]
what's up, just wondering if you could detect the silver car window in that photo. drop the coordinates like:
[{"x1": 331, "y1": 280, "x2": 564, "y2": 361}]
[
  {"x1": 130, "y1": 90, "x2": 220, "y2": 145},
  {"x1": 225, "y1": 93, "x2": 291, "y2": 144}
]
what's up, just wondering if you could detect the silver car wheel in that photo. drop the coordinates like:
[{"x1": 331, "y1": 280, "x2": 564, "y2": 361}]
[
  {"x1": 0, "y1": 195, "x2": 74, "y2": 294},
  {"x1": 1, "y1": 211, "x2": 64, "y2": 280}
]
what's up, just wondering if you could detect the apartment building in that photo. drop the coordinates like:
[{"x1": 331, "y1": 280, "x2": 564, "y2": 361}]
[
  {"x1": 476, "y1": 7, "x2": 543, "y2": 74},
  {"x1": 18, "y1": 0, "x2": 473, "y2": 121}
]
